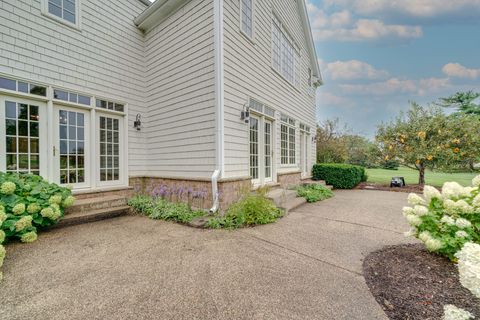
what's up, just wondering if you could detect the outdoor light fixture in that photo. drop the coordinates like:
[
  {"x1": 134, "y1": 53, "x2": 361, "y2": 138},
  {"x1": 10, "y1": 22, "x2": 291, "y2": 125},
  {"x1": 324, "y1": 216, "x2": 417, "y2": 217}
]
[
  {"x1": 134, "y1": 114, "x2": 142, "y2": 131},
  {"x1": 241, "y1": 104, "x2": 250, "y2": 124},
  {"x1": 312, "y1": 135, "x2": 317, "y2": 142}
]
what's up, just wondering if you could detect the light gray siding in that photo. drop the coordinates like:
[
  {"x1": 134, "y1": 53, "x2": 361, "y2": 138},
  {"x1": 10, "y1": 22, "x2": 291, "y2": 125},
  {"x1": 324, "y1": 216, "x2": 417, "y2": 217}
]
[
  {"x1": 223, "y1": 0, "x2": 318, "y2": 179},
  {"x1": 0, "y1": 0, "x2": 149, "y2": 176},
  {"x1": 143, "y1": 0, "x2": 216, "y2": 179}
]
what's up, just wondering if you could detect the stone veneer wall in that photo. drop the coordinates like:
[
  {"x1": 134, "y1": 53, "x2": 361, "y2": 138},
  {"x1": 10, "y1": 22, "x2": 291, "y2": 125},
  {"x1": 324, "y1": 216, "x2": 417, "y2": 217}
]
[
  {"x1": 128, "y1": 177, "x2": 252, "y2": 211},
  {"x1": 277, "y1": 172, "x2": 302, "y2": 188}
]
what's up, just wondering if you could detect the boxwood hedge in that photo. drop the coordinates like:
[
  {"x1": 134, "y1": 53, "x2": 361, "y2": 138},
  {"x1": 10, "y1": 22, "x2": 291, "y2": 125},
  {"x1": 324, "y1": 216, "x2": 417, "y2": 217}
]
[{"x1": 312, "y1": 163, "x2": 367, "y2": 189}]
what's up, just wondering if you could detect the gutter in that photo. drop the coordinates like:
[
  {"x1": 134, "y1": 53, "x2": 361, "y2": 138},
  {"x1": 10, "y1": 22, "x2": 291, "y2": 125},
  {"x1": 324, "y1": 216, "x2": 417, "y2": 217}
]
[{"x1": 210, "y1": 0, "x2": 225, "y2": 213}]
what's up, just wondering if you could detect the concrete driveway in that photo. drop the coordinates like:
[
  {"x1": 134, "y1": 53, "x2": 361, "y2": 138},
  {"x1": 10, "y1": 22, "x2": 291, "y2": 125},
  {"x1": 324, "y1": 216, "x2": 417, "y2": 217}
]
[{"x1": 0, "y1": 190, "x2": 413, "y2": 320}]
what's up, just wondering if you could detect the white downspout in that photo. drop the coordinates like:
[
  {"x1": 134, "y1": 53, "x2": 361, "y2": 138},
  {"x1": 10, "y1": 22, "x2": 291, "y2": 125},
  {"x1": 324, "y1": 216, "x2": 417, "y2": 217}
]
[{"x1": 211, "y1": 0, "x2": 225, "y2": 213}]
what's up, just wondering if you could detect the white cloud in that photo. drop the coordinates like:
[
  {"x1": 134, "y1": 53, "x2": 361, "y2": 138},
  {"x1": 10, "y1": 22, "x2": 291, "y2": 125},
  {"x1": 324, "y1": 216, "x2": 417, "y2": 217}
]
[
  {"x1": 324, "y1": 0, "x2": 480, "y2": 19},
  {"x1": 442, "y1": 63, "x2": 480, "y2": 79},
  {"x1": 320, "y1": 92, "x2": 354, "y2": 107},
  {"x1": 306, "y1": 1, "x2": 422, "y2": 42},
  {"x1": 340, "y1": 77, "x2": 449, "y2": 96},
  {"x1": 325, "y1": 60, "x2": 389, "y2": 80}
]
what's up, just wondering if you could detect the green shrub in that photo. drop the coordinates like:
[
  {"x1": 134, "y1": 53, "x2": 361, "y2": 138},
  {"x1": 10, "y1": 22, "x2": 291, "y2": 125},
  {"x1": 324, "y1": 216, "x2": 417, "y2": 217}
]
[
  {"x1": 0, "y1": 172, "x2": 74, "y2": 280},
  {"x1": 128, "y1": 195, "x2": 205, "y2": 224},
  {"x1": 312, "y1": 163, "x2": 366, "y2": 189},
  {"x1": 403, "y1": 177, "x2": 480, "y2": 261},
  {"x1": 297, "y1": 184, "x2": 334, "y2": 203},
  {"x1": 206, "y1": 193, "x2": 283, "y2": 229}
]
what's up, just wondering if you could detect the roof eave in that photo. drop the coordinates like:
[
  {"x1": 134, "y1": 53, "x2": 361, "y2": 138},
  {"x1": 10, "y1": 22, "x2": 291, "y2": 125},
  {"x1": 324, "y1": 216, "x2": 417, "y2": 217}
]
[
  {"x1": 135, "y1": 0, "x2": 189, "y2": 31},
  {"x1": 297, "y1": 0, "x2": 323, "y2": 85}
]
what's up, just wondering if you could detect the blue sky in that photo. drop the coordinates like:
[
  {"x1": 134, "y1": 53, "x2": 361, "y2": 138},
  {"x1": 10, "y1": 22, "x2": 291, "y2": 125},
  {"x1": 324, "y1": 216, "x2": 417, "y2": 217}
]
[{"x1": 307, "y1": 0, "x2": 480, "y2": 137}]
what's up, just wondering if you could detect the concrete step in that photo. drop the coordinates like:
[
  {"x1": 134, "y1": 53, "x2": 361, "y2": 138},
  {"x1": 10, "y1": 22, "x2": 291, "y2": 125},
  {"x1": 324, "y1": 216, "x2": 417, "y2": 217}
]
[
  {"x1": 283, "y1": 197, "x2": 307, "y2": 213},
  {"x1": 267, "y1": 189, "x2": 298, "y2": 208},
  {"x1": 65, "y1": 195, "x2": 128, "y2": 215},
  {"x1": 55, "y1": 206, "x2": 130, "y2": 229}
]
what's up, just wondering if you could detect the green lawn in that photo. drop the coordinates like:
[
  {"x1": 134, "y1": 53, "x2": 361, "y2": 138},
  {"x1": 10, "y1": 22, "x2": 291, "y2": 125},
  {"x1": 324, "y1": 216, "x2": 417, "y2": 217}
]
[{"x1": 366, "y1": 167, "x2": 478, "y2": 187}]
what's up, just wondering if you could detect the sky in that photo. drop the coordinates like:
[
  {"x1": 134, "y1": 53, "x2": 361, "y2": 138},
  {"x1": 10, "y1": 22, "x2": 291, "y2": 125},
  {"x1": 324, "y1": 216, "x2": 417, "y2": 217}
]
[{"x1": 307, "y1": 0, "x2": 480, "y2": 137}]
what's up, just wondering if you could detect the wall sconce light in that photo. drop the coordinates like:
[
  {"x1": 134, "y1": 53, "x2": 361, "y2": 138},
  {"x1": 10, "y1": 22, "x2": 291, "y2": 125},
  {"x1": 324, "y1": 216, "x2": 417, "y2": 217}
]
[
  {"x1": 241, "y1": 104, "x2": 250, "y2": 124},
  {"x1": 312, "y1": 135, "x2": 317, "y2": 142},
  {"x1": 134, "y1": 114, "x2": 142, "y2": 131}
]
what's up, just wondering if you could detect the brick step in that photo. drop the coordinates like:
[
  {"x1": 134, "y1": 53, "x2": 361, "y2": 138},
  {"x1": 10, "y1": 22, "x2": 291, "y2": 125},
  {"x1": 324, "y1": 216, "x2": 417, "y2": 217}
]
[
  {"x1": 54, "y1": 206, "x2": 131, "y2": 229},
  {"x1": 66, "y1": 195, "x2": 128, "y2": 215}
]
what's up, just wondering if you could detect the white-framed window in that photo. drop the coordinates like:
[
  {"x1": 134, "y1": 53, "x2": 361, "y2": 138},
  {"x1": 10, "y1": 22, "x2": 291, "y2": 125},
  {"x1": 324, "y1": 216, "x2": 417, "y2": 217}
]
[
  {"x1": 43, "y1": 0, "x2": 80, "y2": 28},
  {"x1": 280, "y1": 115, "x2": 296, "y2": 165},
  {"x1": 272, "y1": 15, "x2": 299, "y2": 85},
  {"x1": 240, "y1": 0, "x2": 253, "y2": 38}
]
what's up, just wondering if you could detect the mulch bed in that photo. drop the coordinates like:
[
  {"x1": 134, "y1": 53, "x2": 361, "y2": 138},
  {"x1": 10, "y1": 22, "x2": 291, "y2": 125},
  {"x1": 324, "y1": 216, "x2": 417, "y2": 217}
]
[
  {"x1": 363, "y1": 244, "x2": 480, "y2": 320},
  {"x1": 356, "y1": 182, "x2": 424, "y2": 194}
]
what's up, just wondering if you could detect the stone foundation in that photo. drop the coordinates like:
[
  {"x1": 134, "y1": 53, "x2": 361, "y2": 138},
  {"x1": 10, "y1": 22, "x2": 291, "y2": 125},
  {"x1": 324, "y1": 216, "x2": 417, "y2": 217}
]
[
  {"x1": 277, "y1": 171, "x2": 302, "y2": 188},
  {"x1": 73, "y1": 187, "x2": 135, "y2": 200},
  {"x1": 128, "y1": 176, "x2": 251, "y2": 211}
]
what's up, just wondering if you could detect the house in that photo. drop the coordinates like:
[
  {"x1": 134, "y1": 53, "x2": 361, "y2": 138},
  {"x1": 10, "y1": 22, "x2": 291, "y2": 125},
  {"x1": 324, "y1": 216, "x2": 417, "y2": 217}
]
[{"x1": 0, "y1": 0, "x2": 322, "y2": 211}]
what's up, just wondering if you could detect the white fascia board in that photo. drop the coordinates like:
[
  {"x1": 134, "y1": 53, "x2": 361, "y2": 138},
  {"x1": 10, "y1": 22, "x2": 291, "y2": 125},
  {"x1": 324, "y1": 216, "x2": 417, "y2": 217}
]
[
  {"x1": 135, "y1": 0, "x2": 190, "y2": 31},
  {"x1": 297, "y1": 0, "x2": 323, "y2": 85}
]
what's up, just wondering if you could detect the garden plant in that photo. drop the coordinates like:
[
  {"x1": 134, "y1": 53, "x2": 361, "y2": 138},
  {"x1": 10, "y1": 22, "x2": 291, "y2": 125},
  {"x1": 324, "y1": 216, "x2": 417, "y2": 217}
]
[
  {"x1": 0, "y1": 172, "x2": 74, "y2": 280},
  {"x1": 296, "y1": 184, "x2": 334, "y2": 203}
]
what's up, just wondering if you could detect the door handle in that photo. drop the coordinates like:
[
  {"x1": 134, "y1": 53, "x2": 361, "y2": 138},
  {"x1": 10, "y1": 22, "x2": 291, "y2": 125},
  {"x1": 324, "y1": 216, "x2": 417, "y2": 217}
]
[{"x1": 53, "y1": 146, "x2": 57, "y2": 156}]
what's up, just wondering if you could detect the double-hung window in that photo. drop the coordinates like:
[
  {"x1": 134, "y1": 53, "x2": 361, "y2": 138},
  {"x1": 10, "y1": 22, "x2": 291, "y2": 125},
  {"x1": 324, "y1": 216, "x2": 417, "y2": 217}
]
[
  {"x1": 45, "y1": 0, "x2": 78, "y2": 26},
  {"x1": 272, "y1": 15, "x2": 298, "y2": 85},
  {"x1": 280, "y1": 115, "x2": 296, "y2": 165},
  {"x1": 240, "y1": 0, "x2": 253, "y2": 38}
]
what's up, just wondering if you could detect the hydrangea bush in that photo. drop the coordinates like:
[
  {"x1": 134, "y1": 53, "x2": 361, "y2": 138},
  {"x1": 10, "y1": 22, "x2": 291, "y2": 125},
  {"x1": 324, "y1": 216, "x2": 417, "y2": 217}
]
[
  {"x1": 443, "y1": 305, "x2": 474, "y2": 320},
  {"x1": 0, "y1": 172, "x2": 75, "y2": 280},
  {"x1": 455, "y1": 242, "x2": 480, "y2": 299},
  {"x1": 403, "y1": 175, "x2": 480, "y2": 260}
]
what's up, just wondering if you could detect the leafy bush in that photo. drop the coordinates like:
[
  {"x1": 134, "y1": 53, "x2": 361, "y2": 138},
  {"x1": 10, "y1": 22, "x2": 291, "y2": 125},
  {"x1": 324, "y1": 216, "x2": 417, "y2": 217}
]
[
  {"x1": 297, "y1": 184, "x2": 334, "y2": 203},
  {"x1": 0, "y1": 172, "x2": 74, "y2": 280},
  {"x1": 403, "y1": 175, "x2": 480, "y2": 260},
  {"x1": 206, "y1": 193, "x2": 283, "y2": 229},
  {"x1": 312, "y1": 163, "x2": 366, "y2": 189},
  {"x1": 128, "y1": 195, "x2": 205, "y2": 224},
  {"x1": 380, "y1": 160, "x2": 400, "y2": 170}
]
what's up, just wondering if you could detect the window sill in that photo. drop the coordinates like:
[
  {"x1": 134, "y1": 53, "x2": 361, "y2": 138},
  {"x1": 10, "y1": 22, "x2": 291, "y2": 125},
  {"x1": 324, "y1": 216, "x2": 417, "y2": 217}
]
[
  {"x1": 239, "y1": 29, "x2": 255, "y2": 46},
  {"x1": 41, "y1": 11, "x2": 82, "y2": 32}
]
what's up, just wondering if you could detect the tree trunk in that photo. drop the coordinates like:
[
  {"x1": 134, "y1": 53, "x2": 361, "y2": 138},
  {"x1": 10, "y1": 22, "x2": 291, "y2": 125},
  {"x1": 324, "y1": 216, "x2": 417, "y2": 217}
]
[{"x1": 418, "y1": 166, "x2": 426, "y2": 186}]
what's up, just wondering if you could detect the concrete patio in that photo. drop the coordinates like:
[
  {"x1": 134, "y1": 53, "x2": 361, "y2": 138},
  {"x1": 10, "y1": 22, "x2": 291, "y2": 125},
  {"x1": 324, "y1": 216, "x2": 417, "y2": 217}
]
[{"x1": 0, "y1": 190, "x2": 413, "y2": 320}]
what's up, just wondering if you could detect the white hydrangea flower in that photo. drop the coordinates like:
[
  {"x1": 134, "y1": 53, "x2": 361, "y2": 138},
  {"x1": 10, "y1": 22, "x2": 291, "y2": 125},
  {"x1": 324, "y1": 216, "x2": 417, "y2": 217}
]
[
  {"x1": 455, "y1": 231, "x2": 469, "y2": 239},
  {"x1": 418, "y1": 231, "x2": 432, "y2": 243},
  {"x1": 443, "y1": 304, "x2": 475, "y2": 320},
  {"x1": 414, "y1": 205, "x2": 429, "y2": 216},
  {"x1": 460, "y1": 187, "x2": 475, "y2": 198},
  {"x1": 406, "y1": 214, "x2": 422, "y2": 227},
  {"x1": 424, "y1": 185, "x2": 442, "y2": 202},
  {"x1": 472, "y1": 194, "x2": 480, "y2": 208},
  {"x1": 472, "y1": 175, "x2": 480, "y2": 187},
  {"x1": 454, "y1": 200, "x2": 474, "y2": 214},
  {"x1": 442, "y1": 182, "x2": 465, "y2": 199},
  {"x1": 425, "y1": 238, "x2": 443, "y2": 252},
  {"x1": 455, "y1": 242, "x2": 480, "y2": 299},
  {"x1": 0, "y1": 181, "x2": 16, "y2": 195},
  {"x1": 408, "y1": 193, "x2": 426, "y2": 206},
  {"x1": 404, "y1": 228, "x2": 416, "y2": 237},
  {"x1": 402, "y1": 206, "x2": 415, "y2": 217},
  {"x1": 456, "y1": 218, "x2": 472, "y2": 229},
  {"x1": 443, "y1": 199, "x2": 457, "y2": 214},
  {"x1": 440, "y1": 215, "x2": 455, "y2": 226}
]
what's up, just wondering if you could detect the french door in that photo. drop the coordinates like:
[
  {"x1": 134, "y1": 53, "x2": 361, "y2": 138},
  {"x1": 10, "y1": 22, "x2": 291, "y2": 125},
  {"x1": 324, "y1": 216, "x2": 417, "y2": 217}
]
[
  {"x1": 250, "y1": 114, "x2": 274, "y2": 186},
  {"x1": 53, "y1": 106, "x2": 90, "y2": 188},
  {"x1": 96, "y1": 113, "x2": 124, "y2": 187},
  {"x1": 0, "y1": 97, "x2": 47, "y2": 176},
  {"x1": 300, "y1": 131, "x2": 309, "y2": 178}
]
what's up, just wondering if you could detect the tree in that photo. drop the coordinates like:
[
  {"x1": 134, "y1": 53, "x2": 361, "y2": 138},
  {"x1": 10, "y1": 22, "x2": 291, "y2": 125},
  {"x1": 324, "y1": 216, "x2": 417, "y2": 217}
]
[
  {"x1": 436, "y1": 91, "x2": 480, "y2": 116},
  {"x1": 343, "y1": 135, "x2": 378, "y2": 168},
  {"x1": 316, "y1": 119, "x2": 348, "y2": 163},
  {"x1": 376, "y1": 102, "x2": 480, "y2": 185}
]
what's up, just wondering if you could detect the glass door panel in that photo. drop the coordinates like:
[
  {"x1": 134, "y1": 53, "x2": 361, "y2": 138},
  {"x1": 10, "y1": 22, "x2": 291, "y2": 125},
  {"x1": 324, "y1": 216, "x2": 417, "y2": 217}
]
[
  {"x1": 249, "y1": 116, "x2": 260, "y2": 184},
  {"x1": 0, "y1": 97, "x2": 47, "y2": 176},
  {"x1": 97, "y1": 114, "x2": 124, "y2": 187},
  {"x1": 54, "y1": 106, "x2": 90, "y2": 188},
  {"x1": 264, "y1": 120, "x2": 273, "y2": 182}
]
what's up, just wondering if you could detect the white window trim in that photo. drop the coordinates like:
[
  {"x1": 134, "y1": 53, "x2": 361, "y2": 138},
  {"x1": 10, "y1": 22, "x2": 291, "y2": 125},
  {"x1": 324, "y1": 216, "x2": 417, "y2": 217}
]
[
  {"x1": 239, "y1": 0, "x2": 254, "y2": 40},
  {"x1": 41, "y1": 0, "x2": 82, "y2": 30}
]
